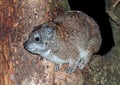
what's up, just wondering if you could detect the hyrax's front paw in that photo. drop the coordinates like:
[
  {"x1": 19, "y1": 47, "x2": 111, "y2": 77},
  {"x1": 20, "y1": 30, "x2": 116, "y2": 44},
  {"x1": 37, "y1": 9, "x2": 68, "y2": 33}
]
[
  {"x1": 65, "y1": 67, "x2": 75, "y2": 74},
  {"x1": 54, "y1": 64, "x2": 61, "y2": 72},
  {"x1": 78, "y1": 56, "x2": 91, "y2": 70}
]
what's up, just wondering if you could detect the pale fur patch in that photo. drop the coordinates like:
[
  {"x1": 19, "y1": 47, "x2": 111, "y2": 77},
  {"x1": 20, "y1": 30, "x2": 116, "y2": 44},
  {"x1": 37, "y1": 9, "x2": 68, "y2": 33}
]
[{"x1": 39, "y1": 50, "x2": 68, "y2": 64}]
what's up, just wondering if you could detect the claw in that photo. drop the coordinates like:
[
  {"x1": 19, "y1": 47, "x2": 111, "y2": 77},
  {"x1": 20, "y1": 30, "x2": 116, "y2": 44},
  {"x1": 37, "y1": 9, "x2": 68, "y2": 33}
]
[
  {"x1": 65, "y1": 67, "x2": 75, "y2": 74},
  {"x1": 77, "y1": 59, "x2": 86, "y2": 70},
  {"x1": 54, "y1": 64, "x2": 62, "y2": 72}
]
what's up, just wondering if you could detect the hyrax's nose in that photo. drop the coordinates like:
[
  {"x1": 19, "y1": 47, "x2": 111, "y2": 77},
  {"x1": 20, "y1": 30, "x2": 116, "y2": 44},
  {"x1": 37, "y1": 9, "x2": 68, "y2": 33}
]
[{"x1": 24, "y1": 41, "x2": 28, "y2": 49}]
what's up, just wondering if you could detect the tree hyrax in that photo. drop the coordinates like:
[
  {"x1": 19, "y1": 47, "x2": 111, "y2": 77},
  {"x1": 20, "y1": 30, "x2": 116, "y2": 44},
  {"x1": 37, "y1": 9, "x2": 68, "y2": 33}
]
[{"x1": 24, "y1": 11, "x2": 102, "y2": 74}]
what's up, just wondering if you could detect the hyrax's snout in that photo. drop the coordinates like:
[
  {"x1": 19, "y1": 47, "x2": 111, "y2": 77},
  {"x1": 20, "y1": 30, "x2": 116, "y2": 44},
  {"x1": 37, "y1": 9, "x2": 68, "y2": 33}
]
[
  {"x1": 24, "y1": 41, "x2": 29, "y2": 50},
  {"x1": 24, "y1": 40, "x2": 34, "y2": 53}
]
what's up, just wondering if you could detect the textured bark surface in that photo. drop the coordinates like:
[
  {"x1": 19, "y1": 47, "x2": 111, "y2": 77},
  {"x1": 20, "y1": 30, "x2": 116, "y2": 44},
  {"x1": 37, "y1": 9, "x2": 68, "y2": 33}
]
[
  {"x1": 105, "y1": 0, "x2": 120, "y2": 25},
  {"x1": 105, "y1": 0, "x2": 120, "y2": 84},
  {"x1": 105, "y1": 0, "x2": 120, "y2": 45},
  {"x1": 0, "y1": 0, "x2": 83, "y2": 85},
  {"x1": 105, "y1": 0, "x2": 120, "y2": 55}
]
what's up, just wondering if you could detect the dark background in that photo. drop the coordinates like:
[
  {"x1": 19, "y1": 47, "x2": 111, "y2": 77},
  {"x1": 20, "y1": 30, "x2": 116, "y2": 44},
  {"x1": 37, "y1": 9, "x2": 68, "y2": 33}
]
[{"x1": 68, "y1": 0, "x2": 115, "y2": 55}]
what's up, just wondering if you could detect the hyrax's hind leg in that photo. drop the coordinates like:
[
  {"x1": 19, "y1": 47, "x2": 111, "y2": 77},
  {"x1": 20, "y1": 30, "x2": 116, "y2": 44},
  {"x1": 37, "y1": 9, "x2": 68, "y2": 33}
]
[
  {"x1": 77, "y1": 49, "x2": 91, "y2": 70},
  {"x1": 78, "y1": 38, "x2": 100, "y2": 70},
  {"x1": 65, "y1": 59, "x2": 79, "y2": 74}
]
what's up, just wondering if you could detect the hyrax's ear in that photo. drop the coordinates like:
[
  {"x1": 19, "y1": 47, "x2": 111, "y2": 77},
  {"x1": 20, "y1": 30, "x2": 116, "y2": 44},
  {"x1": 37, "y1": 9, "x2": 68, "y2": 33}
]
[{"x1": 45, "y1": 26, "x2": 54, "y2": 39}]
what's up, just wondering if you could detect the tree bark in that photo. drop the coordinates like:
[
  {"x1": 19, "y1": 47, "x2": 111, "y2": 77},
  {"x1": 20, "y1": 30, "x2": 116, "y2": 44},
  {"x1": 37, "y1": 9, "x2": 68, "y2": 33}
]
[
  {"x1": 105, "y1": 0, "x2": 120, "y2": 45},
  {"x1": 105, "y1": 0, "x2": 120, "y2": 56},
  {"x1": 0, "y1": 0, "x2": 83, "y2": 85}
]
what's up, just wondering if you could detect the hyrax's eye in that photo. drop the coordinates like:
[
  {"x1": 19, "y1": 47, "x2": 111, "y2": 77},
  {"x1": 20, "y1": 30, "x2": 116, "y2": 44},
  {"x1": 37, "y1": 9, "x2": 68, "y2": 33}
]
[
  {"x1": 35, "y1": 37, "x2": 40, "y2": 41},
  {"x1": 34, "y1": 33, "x2": 41, "y2": 42},
  {"x1": 46, "y1": 25, "x2": 49, "y2": 28}
]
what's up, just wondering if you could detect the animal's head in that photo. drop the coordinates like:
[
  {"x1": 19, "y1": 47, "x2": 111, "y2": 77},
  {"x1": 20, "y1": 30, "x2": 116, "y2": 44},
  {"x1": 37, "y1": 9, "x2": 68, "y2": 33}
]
[{"x1": 24, "y1": 23, "x2": 54, "y2": 54}]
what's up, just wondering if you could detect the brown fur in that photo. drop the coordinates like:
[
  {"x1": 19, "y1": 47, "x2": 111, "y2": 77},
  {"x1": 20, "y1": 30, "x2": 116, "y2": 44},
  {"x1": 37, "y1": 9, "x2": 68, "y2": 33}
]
[{"x1": 24, "y1": 11, "x2": 102, "y2": 73}]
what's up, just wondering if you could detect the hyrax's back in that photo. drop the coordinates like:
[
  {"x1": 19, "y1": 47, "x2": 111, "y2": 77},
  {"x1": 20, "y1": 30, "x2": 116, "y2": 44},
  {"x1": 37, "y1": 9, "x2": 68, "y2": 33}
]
[{"x1": 53, "y1": 11, "x2": 101, "y2": 53}]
